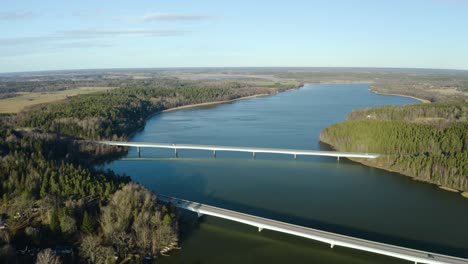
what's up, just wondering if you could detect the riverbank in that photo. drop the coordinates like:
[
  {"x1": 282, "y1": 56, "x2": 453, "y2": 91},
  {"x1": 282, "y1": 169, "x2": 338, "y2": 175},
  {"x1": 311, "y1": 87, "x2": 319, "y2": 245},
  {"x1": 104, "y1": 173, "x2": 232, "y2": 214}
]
[
  {"x1": 126, "y1": 84, "x2": 302, "y2": 139},
  {"x1": 320, "y1": 121, "x2": 467, "y2": 198},
  {"x1": 320, "y1": 141, "x2": 467, "y2": 198},
  {"x1": 162, "y1": 93, "x2": 270, "y2": 113},
  {"x1": 161, "y1": 83, "x2": 306, "y2": 114},
  {"x1": 369, "y1": 88, "x2": 432, "y2": 104}
]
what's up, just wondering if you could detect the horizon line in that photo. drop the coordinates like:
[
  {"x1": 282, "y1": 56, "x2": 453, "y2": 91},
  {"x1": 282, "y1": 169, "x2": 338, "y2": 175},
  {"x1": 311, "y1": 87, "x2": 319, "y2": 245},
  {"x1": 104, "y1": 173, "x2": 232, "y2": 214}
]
[{"x1": 1, "y1": 66, "x2": 468, "y2": 75}]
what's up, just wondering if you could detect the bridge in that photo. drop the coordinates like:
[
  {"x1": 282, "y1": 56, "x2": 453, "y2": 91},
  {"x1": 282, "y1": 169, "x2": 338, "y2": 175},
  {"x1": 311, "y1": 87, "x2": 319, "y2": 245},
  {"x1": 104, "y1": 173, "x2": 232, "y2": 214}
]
[
  {"x1": 95, "y1": 141, "x2": 380, "y2": 160},
  {"x1": 159, "y1": 195, "x2": 468, "y2": 264}
]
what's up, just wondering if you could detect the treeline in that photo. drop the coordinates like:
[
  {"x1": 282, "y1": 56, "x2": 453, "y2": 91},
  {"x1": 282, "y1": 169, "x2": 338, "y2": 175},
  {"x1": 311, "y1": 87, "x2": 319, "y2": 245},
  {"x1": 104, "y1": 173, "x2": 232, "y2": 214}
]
[
  {"x1": 0, "y1": 75, "x2": 295, "y2": 96},
  {"x1": 0, "y1": 79, "x2": 97, "y2": 94},
  {"x1": 320, "y1": 103, "x2": 468, "y2": 191},
  {"x1": 0, "y1": 127, "x2": 178, "y2": 263},
  {"x1": 16, "y1": 79, "x2": 296, "y2": 139},
  {"x1": 321, "y1": 120, "x2": 467, "y2": 155},
  {"x1": 347, "y1": 102, "x2": 468, "y2": 127}
]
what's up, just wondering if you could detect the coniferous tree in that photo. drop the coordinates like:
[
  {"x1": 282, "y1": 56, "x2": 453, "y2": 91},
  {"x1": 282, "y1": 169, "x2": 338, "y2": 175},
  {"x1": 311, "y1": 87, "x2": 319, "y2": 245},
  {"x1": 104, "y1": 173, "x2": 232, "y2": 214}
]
[
  {"x1": 81, "y1": 211, "x2": 94, "y2": 235},
  {"x1": 50, "y1": 207, "x2": 60, "y2": 233}
]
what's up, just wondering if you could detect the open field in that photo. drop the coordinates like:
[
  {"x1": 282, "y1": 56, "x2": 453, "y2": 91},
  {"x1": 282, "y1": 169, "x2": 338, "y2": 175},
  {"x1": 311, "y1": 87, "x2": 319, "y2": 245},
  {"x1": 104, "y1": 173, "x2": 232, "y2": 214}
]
[{"x1": 0, "y1": 86, "x2": 116, "y2": 113}]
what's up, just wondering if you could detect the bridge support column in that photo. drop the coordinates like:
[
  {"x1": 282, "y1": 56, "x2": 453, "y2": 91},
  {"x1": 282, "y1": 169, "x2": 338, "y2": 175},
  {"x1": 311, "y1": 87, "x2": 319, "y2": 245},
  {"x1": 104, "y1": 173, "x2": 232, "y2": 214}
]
[
  {"x1": 258, "y1": 227, "x2": 263, "y2": 232},
  {"x1": 337, "y1": 156, "x2": 340, "y2": 162},
  {"x1": 175, "y1": 148, "x2": 178, "y2": 158},
  {"x1": 137, "y1": 147, "x2": 141, "y2": 158},
  {"x1": 294, "y1": 154, "x2": 297, "y2": 160},
  {"x1": 213, "y1": 150, "x2": 216, "y2": 158},
  {"x1": 253, "y1": 152, "x2": 256, "y2": 159},
  {"x1": 330, "y1": 244, "x2": 334, "y2": 249},
  {"x1": 197, "y1": 213, "x2": 203, "y2": 218}
]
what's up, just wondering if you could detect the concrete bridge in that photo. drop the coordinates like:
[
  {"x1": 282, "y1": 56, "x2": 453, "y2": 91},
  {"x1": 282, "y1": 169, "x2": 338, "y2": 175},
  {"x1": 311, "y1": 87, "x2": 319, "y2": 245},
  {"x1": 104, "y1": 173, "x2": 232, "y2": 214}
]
[
  {"x1": 95, "y1": 141, "x2": 380, "y2": 160},
  {"x1": 159, "y1": 195, "x2": 468, "y2": 264}
]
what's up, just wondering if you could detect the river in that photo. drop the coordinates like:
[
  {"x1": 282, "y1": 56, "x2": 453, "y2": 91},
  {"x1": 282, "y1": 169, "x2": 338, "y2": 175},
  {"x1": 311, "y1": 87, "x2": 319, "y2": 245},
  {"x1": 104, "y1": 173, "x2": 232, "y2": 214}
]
[{"x1": 106, "y1": 84, "x2": 468, "y2": 263}]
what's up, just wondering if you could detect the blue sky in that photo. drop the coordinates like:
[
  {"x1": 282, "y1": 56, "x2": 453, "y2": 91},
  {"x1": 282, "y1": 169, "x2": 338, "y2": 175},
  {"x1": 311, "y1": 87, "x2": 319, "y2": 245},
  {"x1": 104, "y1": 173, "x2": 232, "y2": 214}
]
[{"x1": 1, "y1": 0, "x2": 468, "y2": 72}]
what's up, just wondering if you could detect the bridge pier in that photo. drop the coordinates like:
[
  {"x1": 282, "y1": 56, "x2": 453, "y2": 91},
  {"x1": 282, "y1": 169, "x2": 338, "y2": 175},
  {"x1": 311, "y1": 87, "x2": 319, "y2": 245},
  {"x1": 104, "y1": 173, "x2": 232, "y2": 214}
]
[
  {"x1": 337, "y1": 156, "x2": 340, "y2": 162},
  {"x1": 197, "y1": 213, "x2": 203, "y2": 218},
  {"x1": 258, "y1": 227, "x2": 263, "y2": 232},
  {"x1": 175, "y1": 148, "x2": 178, "y2": 158},
  {"x1": 330, "y1": 244, "x2": 334, "y2": 249},
  {"x1": 98, "y1": 141, "x2": 381, "y2": 160}
]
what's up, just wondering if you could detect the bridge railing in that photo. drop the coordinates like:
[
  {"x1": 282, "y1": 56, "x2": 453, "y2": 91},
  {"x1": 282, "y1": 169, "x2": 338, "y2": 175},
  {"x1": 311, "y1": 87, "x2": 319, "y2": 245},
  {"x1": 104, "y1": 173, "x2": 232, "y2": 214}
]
[{"x1": 93, "y1": 140, "x2": 381, "y2": 160}]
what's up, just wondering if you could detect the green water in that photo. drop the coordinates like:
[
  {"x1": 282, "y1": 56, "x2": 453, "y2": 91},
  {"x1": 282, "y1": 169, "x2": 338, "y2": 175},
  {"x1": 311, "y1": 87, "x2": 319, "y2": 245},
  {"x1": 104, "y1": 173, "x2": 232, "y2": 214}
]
[{"x1": 106, "y1": 84, "x2": 468, "y2": 263}]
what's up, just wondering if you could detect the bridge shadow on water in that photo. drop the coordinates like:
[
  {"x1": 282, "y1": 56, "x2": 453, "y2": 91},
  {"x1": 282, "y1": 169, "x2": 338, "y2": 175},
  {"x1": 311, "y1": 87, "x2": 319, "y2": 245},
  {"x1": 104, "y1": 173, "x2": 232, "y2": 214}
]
[{"x1": 175, "y1": 194, "x2": 468, "y2": 259}]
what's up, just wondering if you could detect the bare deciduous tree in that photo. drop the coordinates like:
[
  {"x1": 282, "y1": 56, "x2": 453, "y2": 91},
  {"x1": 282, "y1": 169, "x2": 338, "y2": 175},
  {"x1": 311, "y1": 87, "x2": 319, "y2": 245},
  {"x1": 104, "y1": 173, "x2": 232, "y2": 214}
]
[
  {"x1": 100, "y1": 183, "x2": 177, "y2": 257},
  {"x1": 80, "y1": 236, "x2": 116, "y2": 264},
  {"x1": 36, "y1": 248, "x2": 61, "y2": 264}
]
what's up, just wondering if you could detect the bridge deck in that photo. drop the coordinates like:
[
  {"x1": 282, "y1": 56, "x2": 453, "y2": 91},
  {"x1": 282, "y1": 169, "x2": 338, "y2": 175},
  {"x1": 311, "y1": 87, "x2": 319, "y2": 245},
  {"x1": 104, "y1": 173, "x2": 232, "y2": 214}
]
[
  {"x1": 96, "y1": 141, "x2": 380, "y2": 159},
  {"x1": 159, "y1": 196, "x2": 468, "y2": 264}
]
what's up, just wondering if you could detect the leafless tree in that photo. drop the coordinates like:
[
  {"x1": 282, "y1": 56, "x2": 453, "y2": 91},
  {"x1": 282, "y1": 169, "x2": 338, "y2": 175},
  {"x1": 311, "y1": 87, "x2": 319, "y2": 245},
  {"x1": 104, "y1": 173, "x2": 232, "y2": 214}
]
[
  {"x1": 100, "y1": 183, "x2": 177, "y2": 257},
  {"x1": 80, "y1": 236, "x2": 116, "y2": 264},
  {"x1": 36, "y1": 248, "x2": 61, "y2": 264}
]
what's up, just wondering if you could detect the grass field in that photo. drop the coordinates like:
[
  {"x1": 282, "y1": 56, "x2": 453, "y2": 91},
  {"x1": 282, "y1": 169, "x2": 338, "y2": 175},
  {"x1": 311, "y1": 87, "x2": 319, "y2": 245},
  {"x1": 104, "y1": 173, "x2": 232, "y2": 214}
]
[{"x1": 0, "y1": 87, "x2": 116, "y2": 113}]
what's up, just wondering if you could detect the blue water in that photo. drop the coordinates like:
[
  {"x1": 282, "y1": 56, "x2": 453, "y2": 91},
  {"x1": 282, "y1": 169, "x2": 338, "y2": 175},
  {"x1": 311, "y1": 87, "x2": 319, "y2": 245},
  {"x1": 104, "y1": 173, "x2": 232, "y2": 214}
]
[{"x1": 106, "y1": 84, "x2": 468, "y2": 263}]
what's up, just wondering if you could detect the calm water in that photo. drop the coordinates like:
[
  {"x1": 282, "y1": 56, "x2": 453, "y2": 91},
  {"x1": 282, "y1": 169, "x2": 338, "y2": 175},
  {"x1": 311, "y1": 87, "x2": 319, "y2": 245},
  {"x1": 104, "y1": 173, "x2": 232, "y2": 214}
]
[{"x1": 106, "y1": 84, "x2": 468, "y2": 263}]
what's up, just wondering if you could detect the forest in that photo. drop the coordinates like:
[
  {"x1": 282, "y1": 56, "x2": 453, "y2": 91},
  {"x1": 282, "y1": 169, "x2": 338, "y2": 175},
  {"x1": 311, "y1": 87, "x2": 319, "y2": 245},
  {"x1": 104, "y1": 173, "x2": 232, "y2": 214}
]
[
  {"x1": 16, "y1": 78, "x2": 297, "y2": 139},
  {"x1": 320, "y1": 102, "x2": 468, "y2": 192},
  {"x1": 0, "y1": 126, "x2": 179, "y2": 263},
  {"x1": 0, "y1": 77, "x2": 299, "y2": 263}
]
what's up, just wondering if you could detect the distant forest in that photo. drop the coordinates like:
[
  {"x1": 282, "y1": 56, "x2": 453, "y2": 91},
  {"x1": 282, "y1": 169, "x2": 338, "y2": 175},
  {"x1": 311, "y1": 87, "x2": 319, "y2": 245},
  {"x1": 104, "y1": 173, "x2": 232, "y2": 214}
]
[
  {"x1": 275, "y1": 70, "x2": 468, "y2": 102},
  {"x1": 16, "y1": 79, "x2": 296, "y2": 140},
  {"x1": 2, "y1": 68, "x2": 467, "y2": 102}
]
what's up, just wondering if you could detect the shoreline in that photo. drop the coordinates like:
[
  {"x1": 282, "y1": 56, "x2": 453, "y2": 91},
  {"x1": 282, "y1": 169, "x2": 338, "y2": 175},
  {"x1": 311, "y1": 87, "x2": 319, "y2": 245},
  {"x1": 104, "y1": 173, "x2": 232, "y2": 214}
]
[
  {"x1": 369, "y1": 88, "x2": 431, "y2": 104},
  {"x1": 126, "y1": 93, "x2": 271, "y2": 139},
  {"x1": 320, "y1": 139, "x2": 467, "y2": 198},
  {"x1": 161, "y1": 93, "x2": 270, "y2": 113},
  {"x1": 126, "y1": 84, "x2": 303, "y2": 139},
  {"x1": 328, "y1": 151, "x2": 467, "y2": 197}
]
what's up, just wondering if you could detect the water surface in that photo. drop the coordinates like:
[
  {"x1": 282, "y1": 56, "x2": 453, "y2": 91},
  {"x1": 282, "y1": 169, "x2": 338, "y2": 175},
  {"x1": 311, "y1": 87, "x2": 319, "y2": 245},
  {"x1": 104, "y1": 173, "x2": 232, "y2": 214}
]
[{"x1": 107, "y1": 84, "x2": 468, "y2": 263}]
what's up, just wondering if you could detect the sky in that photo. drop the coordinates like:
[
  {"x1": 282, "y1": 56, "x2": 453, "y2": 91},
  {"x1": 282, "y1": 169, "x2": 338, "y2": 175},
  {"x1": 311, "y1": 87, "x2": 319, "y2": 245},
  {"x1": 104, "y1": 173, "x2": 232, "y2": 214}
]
[{"x1": 1, "y1": 0, "x2": 468, "y2": 73}]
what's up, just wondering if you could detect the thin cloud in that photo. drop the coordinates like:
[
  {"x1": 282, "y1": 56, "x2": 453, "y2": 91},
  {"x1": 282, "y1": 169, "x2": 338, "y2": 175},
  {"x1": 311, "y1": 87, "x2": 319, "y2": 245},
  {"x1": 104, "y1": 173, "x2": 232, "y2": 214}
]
[
  {"x1": 72, "y1": 9, "x2": 104, "y2": 18},
  {"x1": 57, "y1": 29, "x2": 186, "y2": 38},
  {"x1": 55, "y1": 42, "x2": 114, "y2": 49},
  {"x1": 123, "y1": 13, "x2": 212, "y2": 22},
  {"x1": 0, "y1": 42, "x2": 114, "y2": 57},
  {"x1": 0, "y1": 36, "x2": 54, "y2": 46},
  {"x1": 0, "y1": 28, "x2": 186, "y2": 46},
  {"x1": 0, "y1": 11, "x2": 36, "y2": 21}
]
